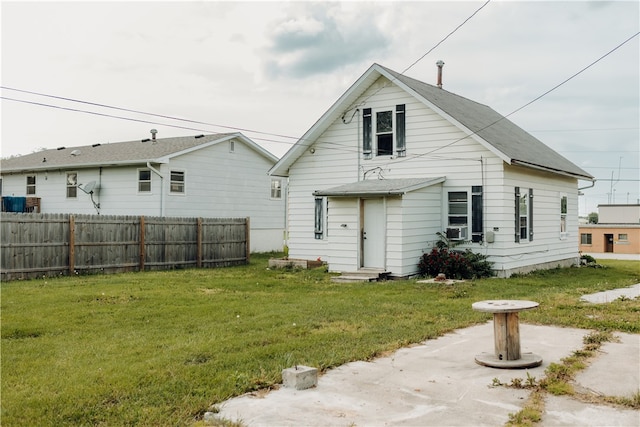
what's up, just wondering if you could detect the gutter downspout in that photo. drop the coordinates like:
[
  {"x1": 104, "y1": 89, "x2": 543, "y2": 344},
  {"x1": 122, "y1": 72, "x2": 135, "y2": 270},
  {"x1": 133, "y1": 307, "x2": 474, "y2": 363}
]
[
  {"x1": 147, "y1": 162, "x2": 164, "y2": 216},
  {"x1": 578, "y1": 179, "x2": 596, "y2": 192}
]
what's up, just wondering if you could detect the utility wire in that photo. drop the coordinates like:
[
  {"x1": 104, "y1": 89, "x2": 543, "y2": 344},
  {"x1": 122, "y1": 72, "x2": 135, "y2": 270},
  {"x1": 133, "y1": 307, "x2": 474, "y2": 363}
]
[
  {"x1": 343, "y1": 0, "x2": 491, "y2": 114},
  {"x1": 386, "y1": 31, "x2": 640, "y2": 166},
  {"x1": 1, "y1": 87, "x2": 299, "y2": 142},
  {"x1": 0, "y1": 1, "x2": 492, "y2": 155}
]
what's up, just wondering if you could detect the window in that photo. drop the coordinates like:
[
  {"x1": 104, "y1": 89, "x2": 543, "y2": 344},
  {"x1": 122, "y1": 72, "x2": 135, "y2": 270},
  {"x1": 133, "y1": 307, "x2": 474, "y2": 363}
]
[
  {"x1": 448, "y1": 191, "x2": 468, "y2": 227},
  {"x1": 581, "y1": 233, "x2": 592, "y2": 245},
  {"x1": 618, "y1": 234, "x2": 628, "y2": 241},
  {"x1": 26, "y1": 175, "x2": 36, "y2": 195},
  {"x1": 560, "y1": 195, "x2": 568, "y2": 238},
  {"x1": 230, "y1": 140, "x2": 235, "y2": 153},
  {"x1": 271, "y1": 179, "x2": 282, "y2": 199},
  {"x1": 446, "y1": 187, "x2": 483, "y2": 242},
  {"x1": 362, "y1": 104, "x2": 406, "y2": 158},
  {"x1": 170, "y1": 171, "x2": 185, "y2": 194},
  {"x1": 138, "y1": 169, "x2": 151, "y2": 192},
  {"x1": 66, "y1": 172, "x2": 78, "y2": 198},
  {"x1": 376, "y1": 110, "x2": 393, "y2": 155},
  {"x1": 314, "y1": 197, "x2": 324, "y2": 240},
  {"x1": 515, "y1": 187, "x2": 533, "y2": 242}
]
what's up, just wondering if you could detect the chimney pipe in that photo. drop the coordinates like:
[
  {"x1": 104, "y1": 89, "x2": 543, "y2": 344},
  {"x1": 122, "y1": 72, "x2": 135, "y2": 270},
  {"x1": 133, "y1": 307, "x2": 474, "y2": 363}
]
[
  {"x1": 436, "y1": 60, "x2": 445, "y2": 89},
  {"x1": 150, "y1": 129, "x2": 158, "y2": 141}
]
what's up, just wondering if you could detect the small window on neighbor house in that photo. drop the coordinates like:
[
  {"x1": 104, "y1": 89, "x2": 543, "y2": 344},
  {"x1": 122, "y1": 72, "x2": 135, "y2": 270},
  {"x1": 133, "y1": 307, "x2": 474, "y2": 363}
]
[
  {"x1": 271, "y1": 179, "x2": 282, "y2": 199},
  {"x1": 26, "y1": 175, "x2": 36, "y2": 195},
  {"x1": 170, "y1": 171, "x2": 185, "y2": 193},
  {"x1": 618, "y1": 234, "x2": 628, "y2": 241},
  {"x1": 230, "y1": 140, "x2": 235, "y2": 153},
  {"x1": 138, "y1": 170, "x2": 151, "y2": 192},
  {"x1": 66, "y1": 172, "x2": 78, "y2": 198},
  {"x1": 581, "y1": 233, "x2": 592, "y2": 245}
]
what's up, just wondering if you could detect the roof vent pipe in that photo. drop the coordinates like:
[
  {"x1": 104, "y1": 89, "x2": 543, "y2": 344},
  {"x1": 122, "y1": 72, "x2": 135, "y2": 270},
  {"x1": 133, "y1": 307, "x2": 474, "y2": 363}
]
[
  {"x1": 150, "y1": 129, "x2": 158, "y2": 141},
  {"x1": 436, "y1": 60, "x2": 445, "y2": 89}
]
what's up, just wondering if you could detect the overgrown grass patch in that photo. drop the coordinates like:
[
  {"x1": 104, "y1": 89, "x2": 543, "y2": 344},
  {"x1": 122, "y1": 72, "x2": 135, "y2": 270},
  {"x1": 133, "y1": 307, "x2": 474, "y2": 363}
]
[{"x1": 2, "y1": 256, "x2": 638, "y2": 426}]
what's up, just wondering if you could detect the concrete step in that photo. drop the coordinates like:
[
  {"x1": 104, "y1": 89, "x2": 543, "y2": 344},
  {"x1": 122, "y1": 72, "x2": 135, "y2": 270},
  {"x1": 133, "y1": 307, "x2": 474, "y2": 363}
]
[{"x1": 331, "y1": 269, "x2": 390, "y2": 283}]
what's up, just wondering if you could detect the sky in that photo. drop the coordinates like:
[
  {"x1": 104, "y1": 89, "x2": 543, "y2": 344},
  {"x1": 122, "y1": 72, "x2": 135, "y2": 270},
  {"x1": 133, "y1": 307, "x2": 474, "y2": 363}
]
[{"x1": 1, "y1": 1, "x2": 638, "y2": 216}]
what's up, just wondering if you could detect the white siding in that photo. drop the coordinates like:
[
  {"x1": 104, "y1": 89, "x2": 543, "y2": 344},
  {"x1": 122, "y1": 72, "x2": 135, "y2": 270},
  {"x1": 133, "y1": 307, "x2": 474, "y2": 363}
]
[
  {"x1": 1, "y1": 139, "x2": 285, "y2": 252},
  {"x1": 487, "y1": 164, "x2": 580, "y2": 276},
  {"x1": 284, "y1": 75, "x2": 581, "y2": 276}
]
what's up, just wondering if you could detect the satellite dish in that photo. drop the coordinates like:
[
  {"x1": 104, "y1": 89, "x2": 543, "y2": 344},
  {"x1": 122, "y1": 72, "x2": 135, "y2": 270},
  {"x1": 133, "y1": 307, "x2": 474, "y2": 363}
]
[{"x1": 80, "y1": 181, "x2": 96, "y2": 194}]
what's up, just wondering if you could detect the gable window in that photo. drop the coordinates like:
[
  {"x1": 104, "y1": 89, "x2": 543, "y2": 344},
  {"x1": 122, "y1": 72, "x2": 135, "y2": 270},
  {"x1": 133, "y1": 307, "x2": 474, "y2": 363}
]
[
  {"x1": 446, "y1": 186, "x2": 483, "y2": 242},
  {"x1": 376, "y1": 110, "x2": 393, "y2": 155},
  {"x1": 515, "y1": 187, "x2": 533, "y2": 242},
  {"x1": 230, "y1": 140, "x2": 235, "y2": 153},
  {"x1": 580, "y1": 233, "x2": 592, "y2": 245},
  {"x1": 66, "y1": 172, "x2": 78, "y2": 198},
  {"x1": 138, "y1": 169, "x2": 151, "y2": 193},
  {"x1": 26, "y1": 175, "x2": 36, "y2": 195},
  {"x1": 271, "y1": 179, "x2": 282, "y2": 199},
  {"x1": 170, "y1": 170, "x2": 185, "y2": 194},
  {"x1": 314, "y1": 197, "x2": 325, "y2": 240},
  {"x1": 560, "y1": 195, "x2": 568, "y2": 239},
  {"x1": 362, "y1": 104, "x2": 406, "y2": 159}
]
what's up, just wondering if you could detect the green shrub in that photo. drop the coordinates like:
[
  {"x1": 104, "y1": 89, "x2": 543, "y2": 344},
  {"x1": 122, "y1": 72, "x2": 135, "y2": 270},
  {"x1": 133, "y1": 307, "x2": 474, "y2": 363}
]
[{"x1": 418, "y1": 248, "x2": 493, "y2": 279}]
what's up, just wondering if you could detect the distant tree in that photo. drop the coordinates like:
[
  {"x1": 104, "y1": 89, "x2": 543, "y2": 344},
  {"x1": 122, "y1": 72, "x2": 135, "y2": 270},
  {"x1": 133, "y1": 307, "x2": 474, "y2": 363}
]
[{"x1": 588, "y1": 212, "x2": 598, "y2": 224}]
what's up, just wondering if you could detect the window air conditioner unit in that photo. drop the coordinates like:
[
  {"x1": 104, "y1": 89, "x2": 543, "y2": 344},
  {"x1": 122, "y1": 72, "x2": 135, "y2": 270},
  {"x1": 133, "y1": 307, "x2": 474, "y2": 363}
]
[{"x1": 446, "y1": 227, "x2": 468, "y2": 240}]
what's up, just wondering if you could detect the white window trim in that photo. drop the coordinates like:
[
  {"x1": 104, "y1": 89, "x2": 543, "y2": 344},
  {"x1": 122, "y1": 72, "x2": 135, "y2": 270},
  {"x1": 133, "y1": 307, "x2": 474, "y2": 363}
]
[
  {"x1": 372, "y1": 107, "x2": 396, "y2": 157},
  {"x1": 560, "y1": 193, "x2": 568, "y2": 240},
  {"x1": 138, "y1": 168, "x2": 152, "y2": 194},
  {"x1": 66, "y1": 172, "x2": 78, "y2": 199},
  {"x1": 444, "y1": 188, "x2": 470, "y2": 241},
  {"x1": 169, "y1": 169, "x2": 186, "y2": 195},
  {"x1": 270, "y1": 178, "x2": 282, "y2": 200},
  {"x1": 26, "y1": 175, "x2": 37, "y2": 195}
]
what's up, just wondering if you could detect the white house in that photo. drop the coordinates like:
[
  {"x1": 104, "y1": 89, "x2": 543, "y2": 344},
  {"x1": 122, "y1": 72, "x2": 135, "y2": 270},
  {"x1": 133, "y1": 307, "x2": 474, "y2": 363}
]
[
  {"x1": 269, "y1": 63, "x2": 594, "y2": 278},
  {"x1": 1, "y1": 132, "x2": 286, "y2": 252}
]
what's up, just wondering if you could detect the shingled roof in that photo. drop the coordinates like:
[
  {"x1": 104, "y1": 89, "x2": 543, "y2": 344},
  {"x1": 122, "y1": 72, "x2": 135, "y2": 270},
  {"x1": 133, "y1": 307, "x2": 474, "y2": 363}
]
[
  {"x1": 1, "y1": 133, "x2": 277, "y2": 172},
  {"x1": 270, "y1": 63, "x2": 593, "y2": 181}
]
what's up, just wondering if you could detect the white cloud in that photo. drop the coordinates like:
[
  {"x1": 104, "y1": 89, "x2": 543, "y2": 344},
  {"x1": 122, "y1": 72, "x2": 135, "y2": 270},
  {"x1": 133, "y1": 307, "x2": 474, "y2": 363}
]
[{"x1": 1, "y1": 1, "x2": 638, "y2": 213}]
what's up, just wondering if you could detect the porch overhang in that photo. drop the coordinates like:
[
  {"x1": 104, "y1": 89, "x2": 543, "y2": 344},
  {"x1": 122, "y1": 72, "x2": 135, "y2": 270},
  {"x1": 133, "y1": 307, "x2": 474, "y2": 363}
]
[{"x1": 313, "y1": 177, "x2": 445, "y2": 197}]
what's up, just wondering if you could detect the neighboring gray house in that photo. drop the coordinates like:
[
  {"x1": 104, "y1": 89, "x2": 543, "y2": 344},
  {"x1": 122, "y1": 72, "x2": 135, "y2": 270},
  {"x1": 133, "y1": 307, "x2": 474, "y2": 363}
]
[
  {"x1": 270, "y1": 63, "x2": 594, "y2": 277},
  {"x1": 1, "y1": 132, "x2": 286, "y2": 252}
]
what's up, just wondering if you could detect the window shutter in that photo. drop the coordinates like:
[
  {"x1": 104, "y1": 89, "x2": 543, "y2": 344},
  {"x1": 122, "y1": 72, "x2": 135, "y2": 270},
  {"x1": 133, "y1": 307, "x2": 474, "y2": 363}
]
[
  {"x1": 314, "y1": 197, "x2": 324, "y2": 239},
  {"x1": 363, "y1": 108, "x2": 372, "y2": 158},
  {"x1": 528, "y1": 188, "x2": 534, "y2": 241},
  {"x1": 395, "y1": 104, "x2": 405, "y2": 157},
  {"x1": 471, "y1": 185, "x2": 483, "y2": 242},
  {"x1": 514, "y1": 187, "x2": 520, "y2": 243}
]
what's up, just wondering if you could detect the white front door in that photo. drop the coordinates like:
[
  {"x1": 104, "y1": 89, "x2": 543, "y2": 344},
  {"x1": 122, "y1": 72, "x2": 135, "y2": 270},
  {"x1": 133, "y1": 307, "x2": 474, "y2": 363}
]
[{"x1": 361, "y1": 198, "x2": 385, "y2": 268}]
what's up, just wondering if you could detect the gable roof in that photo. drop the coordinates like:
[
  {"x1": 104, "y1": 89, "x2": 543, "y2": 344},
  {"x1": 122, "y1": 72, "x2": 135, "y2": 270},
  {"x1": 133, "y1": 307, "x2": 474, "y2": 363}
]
[
  {"x1": 1, "y1": 133, "x2": 278, "y2": 173},
  {"x1": 269, "y1": 63, "x2": 593, "y2": 181},
  {"x1": 313, "y1": 177, "x2": 445, "y2": 197}
]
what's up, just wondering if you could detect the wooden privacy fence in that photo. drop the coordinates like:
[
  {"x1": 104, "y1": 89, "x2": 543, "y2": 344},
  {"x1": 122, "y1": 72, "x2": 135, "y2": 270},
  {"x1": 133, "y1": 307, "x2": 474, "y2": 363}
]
[{"x1": 1, "y1": 213, "x2": 250, "y2": 281}]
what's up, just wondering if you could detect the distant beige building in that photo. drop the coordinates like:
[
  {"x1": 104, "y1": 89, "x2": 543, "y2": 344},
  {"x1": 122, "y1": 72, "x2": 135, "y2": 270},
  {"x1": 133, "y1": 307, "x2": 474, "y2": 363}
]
[{"x1": 579, "y1": 204, "x2": 640, "y2": 255}]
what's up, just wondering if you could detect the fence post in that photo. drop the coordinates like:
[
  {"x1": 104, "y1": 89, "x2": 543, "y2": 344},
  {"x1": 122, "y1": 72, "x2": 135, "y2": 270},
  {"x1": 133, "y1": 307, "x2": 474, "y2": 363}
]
[
  {"x1": 245, "y1": 217, "x2": 250, "y2": 264},
  {"x1": 69, "y1": 215, "x2": 75, "y2": 274},
  {"x1": 139, "y1": 216, "x2": 145, "y2": 271},
  {"x1": 197, "y1": 217, "x2": 202, "y2": 268}
]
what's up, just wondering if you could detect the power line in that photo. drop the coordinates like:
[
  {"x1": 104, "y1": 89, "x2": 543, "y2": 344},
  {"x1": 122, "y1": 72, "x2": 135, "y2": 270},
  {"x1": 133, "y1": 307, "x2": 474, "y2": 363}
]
[
  {"x1": 0, "y1": 87, "x2": 299, "y2": 142},
  {"x1": 385, "y1": 31, "x2": 640, "y2": 166},
  {"x1": 345, "y1": 0, "x2": 491, "y2": 113}
]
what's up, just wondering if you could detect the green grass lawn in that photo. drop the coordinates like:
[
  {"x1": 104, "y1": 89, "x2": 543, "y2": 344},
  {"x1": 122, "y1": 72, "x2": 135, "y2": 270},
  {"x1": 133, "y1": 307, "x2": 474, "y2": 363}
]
[{"x1": 2, "y1": 254, "x2": 639, "y2": 426}]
